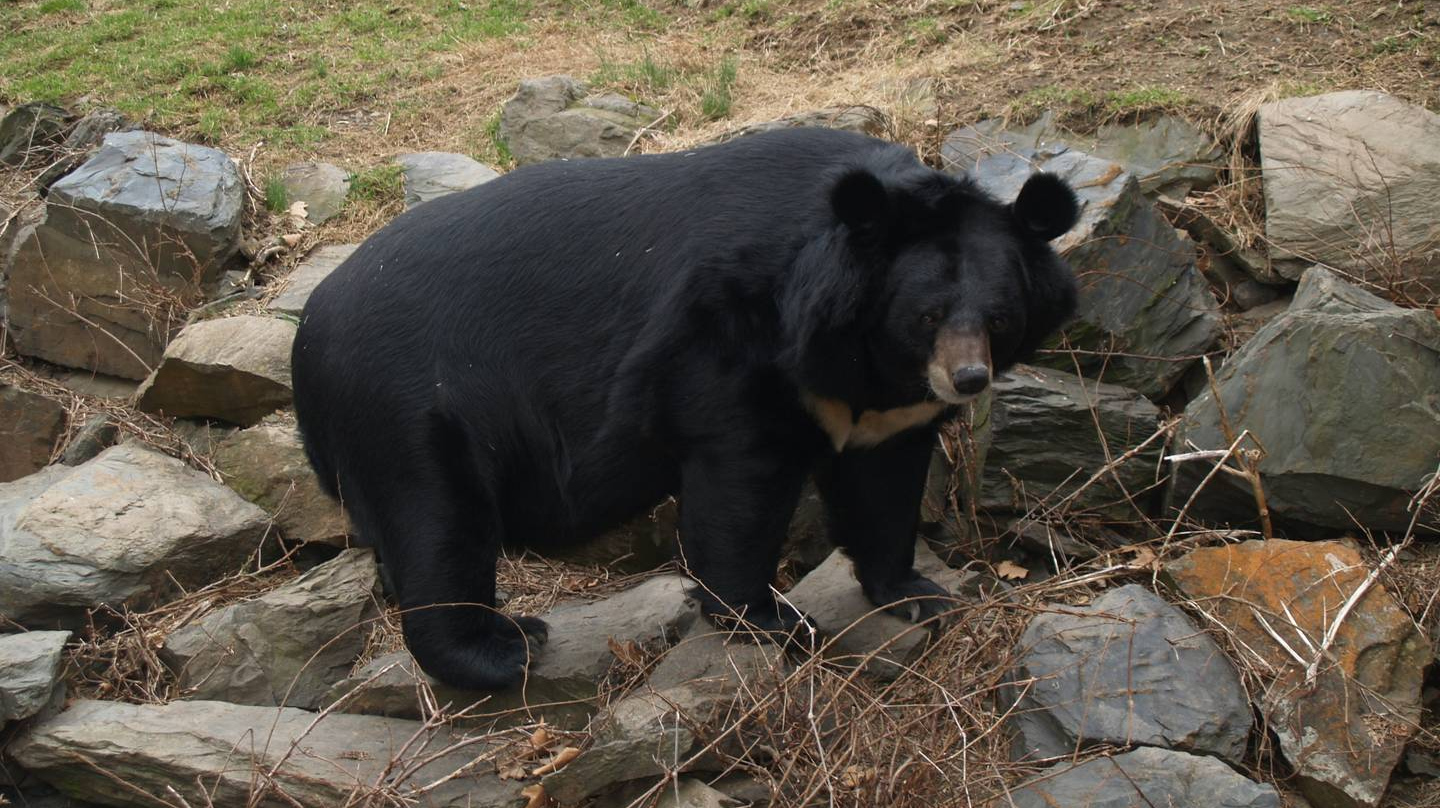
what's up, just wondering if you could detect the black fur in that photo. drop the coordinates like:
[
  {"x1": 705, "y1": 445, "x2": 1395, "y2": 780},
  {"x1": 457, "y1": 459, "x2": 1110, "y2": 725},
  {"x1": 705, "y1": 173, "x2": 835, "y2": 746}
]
[{"x1": 292, "y1": 127, "x2": 1079, "y2": 689}]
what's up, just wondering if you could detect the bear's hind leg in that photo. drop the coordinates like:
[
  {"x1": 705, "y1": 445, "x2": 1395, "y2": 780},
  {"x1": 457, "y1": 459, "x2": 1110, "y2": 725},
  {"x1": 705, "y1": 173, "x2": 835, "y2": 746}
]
[{"x1": 362, "y1": 470, "x2": 546, "y2": 691}]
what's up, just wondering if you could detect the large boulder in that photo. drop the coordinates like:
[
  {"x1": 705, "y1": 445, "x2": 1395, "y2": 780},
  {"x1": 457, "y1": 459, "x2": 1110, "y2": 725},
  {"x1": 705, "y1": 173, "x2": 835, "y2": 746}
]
[
  {"x1": 395, "y1": 152, "x2": 499, "y2": 209},
  {"x1": 327, "y1": 574, "x2": 701, "y2": 728},
  {"x1": 162, "y1": 549, "x2": 380, "y2": 708},
  {"x1": 134, "y1": 314, "x2": 296, "y2": 426},
  {"x1": 212, "y1": 416, "x2": 349, "y2": 545},
  {"x1": 1173, "y1": 268, "x2": 1440, "y2": 532},
  {"x1": 944, "y1": 111, "x2": 1222, "y2": 199},
  {"x1": 1259, "y1": 91, "x2": 1440, "y2": 294},
  {"x1": 498, "y1": 75, "x2": 660, "y2": 166},
  {"x1": 980, "y1": 365, "x2": 1163, "y2": 518},
  {"x1": 1005, "y1": 746, "x2": 1281, "y2": 808},
  {"x1": 0, "y1": 444, "x2": 269, "y2": 628},
  {"x1": 6, "y1": 131, "x2": 242, "y2": 379},
  {"x1": 1166, "y1": 539, "x2": 1431, "y2": 808},
  {"x1": 266, "y1": 243, "x2": 357, "y2": 316},
  {"x1": 0, "y1": 631, "x2": 70, "y2": 723},
  {"x1": 1010, "y1": 584, "x2": 1252, "y2": 763},
  {"x1": 9, "y1": 699, "x2": 524, "y2": 807},
  {"x1": 944, "y1": 137, "x2": 1220, "y2": 398},
  {"x1": 0, "y1": 103, "x2": 73, "y2": 167},
  {"x1": 0, "y1": 385, "x2": 66, "y2": 483}
]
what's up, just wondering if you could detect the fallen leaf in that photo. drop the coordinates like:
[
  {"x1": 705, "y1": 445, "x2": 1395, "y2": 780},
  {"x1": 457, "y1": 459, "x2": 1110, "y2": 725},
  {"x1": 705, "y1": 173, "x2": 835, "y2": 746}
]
[
  {"x1": 280, "y1": 233, "x2": 303, "y2": 247},
  {"x1": 528, "y1": 726, "x2": 550, "y2": 751},
  {"x1": 608, "y1": 636, "x2": 645, "y2": 668},
  {"x1": 499, "y1": 763, "x2": 527, "y2": 780},
  {"x1": 1126, "y1": 547, "x2": 1157, "y2": 569},
  {"x1": 530, "y1": 746, "x2": 580, "y2": 777},
  {"x1": 996, "y1": 560, "x2": 1029, "y2": 580},
  {"x1": 521, "y1": 783, "x2": 549, "y2": 808},
  {"x1": 287, "y1": 200, "x2": 309, "y2": 220},
  {"x1": 840, "y1": 765, "x2": 877, "y2": 789}
]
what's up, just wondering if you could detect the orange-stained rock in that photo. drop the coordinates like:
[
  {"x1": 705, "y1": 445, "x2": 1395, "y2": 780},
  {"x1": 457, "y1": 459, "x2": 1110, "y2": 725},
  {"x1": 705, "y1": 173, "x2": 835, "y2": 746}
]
[{"x1": 1165, "y1": 539, "x2": 1430, "y2": 808}]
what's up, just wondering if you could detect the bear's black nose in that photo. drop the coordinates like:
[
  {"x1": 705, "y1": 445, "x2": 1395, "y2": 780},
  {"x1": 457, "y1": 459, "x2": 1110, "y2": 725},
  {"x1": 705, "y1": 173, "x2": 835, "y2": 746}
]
[{"x1": 952, "y1": 365, "x2": 990, "y2": 395}]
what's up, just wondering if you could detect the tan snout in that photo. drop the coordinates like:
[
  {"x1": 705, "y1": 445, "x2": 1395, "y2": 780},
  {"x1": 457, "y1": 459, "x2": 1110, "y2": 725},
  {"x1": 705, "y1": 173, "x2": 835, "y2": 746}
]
[{"x1": 928, "y1": 328, "x2": 992, "y2": 404}]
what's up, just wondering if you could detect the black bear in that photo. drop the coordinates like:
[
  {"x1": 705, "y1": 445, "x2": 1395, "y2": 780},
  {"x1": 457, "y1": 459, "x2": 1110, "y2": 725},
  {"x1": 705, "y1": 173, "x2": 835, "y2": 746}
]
[{"x1": 292, "y1": 127, "x2": 1079, "y2": 690}]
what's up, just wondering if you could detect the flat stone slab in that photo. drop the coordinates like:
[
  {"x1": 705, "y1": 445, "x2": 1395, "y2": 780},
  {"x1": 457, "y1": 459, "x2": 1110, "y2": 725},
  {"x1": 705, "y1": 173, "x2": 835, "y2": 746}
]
[
  {"x1": 1166, "y1": 539, "x2": 1431, "y2": 808},
  {"x1": 0, "y1": 444, "x2": 268, "y2": 628},
  {"x1": 327, "y1": 574, "x2": 701, "y2": 729},
  {"x1": 396, "y1": 152, "x2": 499, "y2": 209},
  {"x1": 1010, "y1": 584, "x2": 1252, "y2": 763},
  {"x1": 784, "y1": 542, "x2": 974, "y2": 680},
  {"x1": 10, "y1": 699, "x2": 525, "y2": 807},
  {"x1": 135, "y1": 314, "x2": 296, "y2": 426},
  {"x1": 162, "y1": 549, "x2": 380, "y2": 708},
  {"x1": 280, "y1": 161, "x2": 348, "y2": 223},
  {"x1": 1005, "y1": 746, "x2": 1280, "y2": 807},
  {"x1": 0, "y1": 630, "x2": 71, "y2": 723},
  {"x1": 267, "y1": 243, "x2": 357, "y2": 315}
]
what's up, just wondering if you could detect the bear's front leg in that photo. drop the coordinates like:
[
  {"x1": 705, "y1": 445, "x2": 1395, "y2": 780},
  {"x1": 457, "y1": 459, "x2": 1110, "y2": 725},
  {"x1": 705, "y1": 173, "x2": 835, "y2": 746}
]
[
  {"x1": 815, "y1": 424, "x2": 958, "y2": 625},
  {"x1": 677, "y1": 449, "x2": 813, "y2": 641}
]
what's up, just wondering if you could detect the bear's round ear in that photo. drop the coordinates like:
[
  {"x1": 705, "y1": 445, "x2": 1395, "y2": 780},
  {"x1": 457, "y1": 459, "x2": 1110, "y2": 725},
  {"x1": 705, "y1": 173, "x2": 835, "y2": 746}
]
[
  {"x1": 831, "y1": 168, "x2": 892, "y2": 242},
  {"x1": 1011, "y1": 172, "x2": 1080, "y2": 242}
]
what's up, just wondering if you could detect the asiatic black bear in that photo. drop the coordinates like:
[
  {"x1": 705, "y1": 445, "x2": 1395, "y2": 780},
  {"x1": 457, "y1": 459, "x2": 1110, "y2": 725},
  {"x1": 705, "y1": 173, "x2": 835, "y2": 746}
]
[{"x1": 292, "y1": 127, "x2": 1079, "y2": 690}]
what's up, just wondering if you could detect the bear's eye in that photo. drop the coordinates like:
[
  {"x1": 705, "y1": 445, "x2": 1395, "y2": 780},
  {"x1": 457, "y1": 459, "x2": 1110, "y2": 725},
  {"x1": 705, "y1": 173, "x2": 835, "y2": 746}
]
[
  {"x1": 989, "y1": 313, "x2": 1011, "y2": 333},
  {"x1": 920, "y1": 311, "x2": 941, "y2": 327}
]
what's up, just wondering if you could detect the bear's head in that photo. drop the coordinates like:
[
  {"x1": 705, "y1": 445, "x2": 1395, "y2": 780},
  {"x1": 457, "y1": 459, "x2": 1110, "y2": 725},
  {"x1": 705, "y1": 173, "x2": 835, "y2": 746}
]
[{"x1": 785, "y1": 159, "x2": 1080, "y2": 410}]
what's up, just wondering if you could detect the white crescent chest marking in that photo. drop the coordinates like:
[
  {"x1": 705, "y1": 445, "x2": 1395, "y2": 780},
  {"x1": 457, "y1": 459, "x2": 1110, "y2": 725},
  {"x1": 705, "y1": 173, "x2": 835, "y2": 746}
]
[{"x1": 802, "y1": 394, "x2": 946, "y2": 452}]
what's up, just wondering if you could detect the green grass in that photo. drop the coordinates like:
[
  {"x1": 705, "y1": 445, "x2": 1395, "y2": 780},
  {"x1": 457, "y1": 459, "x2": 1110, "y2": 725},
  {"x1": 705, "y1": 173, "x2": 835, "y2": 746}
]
[
  {"x1": 1286, "y1": 6, "x2": 1333, "y2": 25},
  {"x1": 700, "y1": 57, "x2": 739, "y2": 121},
  {"x1": 483, "y1": 111, "x2": 515, "y2": 168},
  {"x1": 593, "y1": 50, "x2": 677, "y2": 96},
  {"x1": 347, "y1": 163, "x2": 405, "y2": 205},
  {"x1": 0, "y1": 0, "x2": 535, "y2": 148},
  {"x1": 1104, "y1": 85, "x2": 1188, "y2": 113},
  {"x1": 263, "y1": 175, "x2": 289, "y2": 214}
]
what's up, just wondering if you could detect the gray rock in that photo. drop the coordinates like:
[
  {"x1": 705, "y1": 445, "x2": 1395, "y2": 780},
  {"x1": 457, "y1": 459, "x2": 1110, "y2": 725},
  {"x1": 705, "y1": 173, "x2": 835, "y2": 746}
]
[
  {"x1": 1259, "y1": 91, "x2": 1440, "y2": 292},
  {"x1": 35, "y1": 108, "x2": 133, "y2": 191},
  {"x1": 1173, "y1": 268, "x2": 1440, "y2": 532},
  {"x1": 980, "y1": 365, "x2": 1162, "y2": 517},
  {"x1": 498, "y1": 75, "x2": 660, "y2": 166},
  {"x1": 0, "y1": 103, "x2": 72, "y2": 167},
  {"x1": 266, "y1": 243, "x2": 357, "y2": 315},
  {"x1": 0, "y1": 444, "x2": 269, "y2": 628},
  {"x1": 0, "y1": 631, "x2": 70, "y2": 723},
  {"x1": 7, "y1": 131, "x2": 243, "y2": 379},
  {"x1": 713, "y1": 106, "x2": 889, "y2": 143},
  {"x1": 162, "y1": 549, "x2": 379, "y2": 708},
  {"x1": 1006, "y1": 746, "x2": 1281, "y2": 808},
  {"x1": 395, "y1": 152, "x2": 499, "y2": 209},
  {"x1": 0, "y1": 385, "x2": 65, "y2": 483},
  {"x1": 280, "y1": 161, "x2": 349, "y2": 223},
  {"x1": 943, "y1": 111, "x2": 1222, "y2": 199},
  {"x1": 541, "y1": 629, "x2": 781, "y2": 806},
  {"x1": 784, "y1": 541, "x2": 973, "y2": 680},
  {"x1": 57, "y1": 414, "x2": 118, "y2": 466},
  {"x1": 946, "y1": 140, "x2": 1220, "y2": 397},
  {"x1": 327, "y1": 574, "x2": 701, "y2": 728},
  {"x1": 1158, "y1": 195, "x2": 1282, "y2": 285},
  {"x1": 213, "y1": 417, "x2": 350, "y2": 545},
  {"x1": 1010, "y1": 584, "x2": 1252, "y2": 763},
  {"x1": 9, "y1": 699, "x2": 524, "y2": 807},
  {"x1": 134, "y1": 314, "x2": 296, "y2": 426}
]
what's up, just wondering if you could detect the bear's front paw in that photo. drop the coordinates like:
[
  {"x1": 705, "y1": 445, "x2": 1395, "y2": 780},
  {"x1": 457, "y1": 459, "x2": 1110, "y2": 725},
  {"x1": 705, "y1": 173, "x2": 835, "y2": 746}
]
[
  {"x1": 509, "y1": 615, "x2": 550, "y2": 647},
  {"x1": 864, "y1": 574, "x2": 958, "y2": 625},
  {"x1": 705, "y1": 600, "x2": 820, "y2": 653}
]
